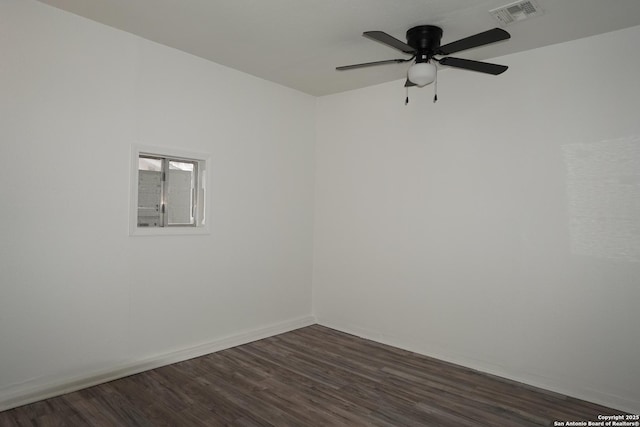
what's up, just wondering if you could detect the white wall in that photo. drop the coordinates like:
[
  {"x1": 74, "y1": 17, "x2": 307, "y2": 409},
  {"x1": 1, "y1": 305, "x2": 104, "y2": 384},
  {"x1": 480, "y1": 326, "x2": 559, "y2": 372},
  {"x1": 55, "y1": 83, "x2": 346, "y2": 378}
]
[
  {"x1": 0, "y1": 0, "x2": 315, "y2": 406},
  {"x1": 314, "y1": 26, "x2": 640, "y2": 412}
]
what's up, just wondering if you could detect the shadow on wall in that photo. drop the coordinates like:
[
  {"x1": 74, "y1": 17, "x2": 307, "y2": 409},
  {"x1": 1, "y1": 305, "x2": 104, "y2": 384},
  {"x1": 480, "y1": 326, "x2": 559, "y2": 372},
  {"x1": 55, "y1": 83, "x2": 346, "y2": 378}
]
[{"x1": 563, "y1": 135, "x2": 640, "y2": 263}]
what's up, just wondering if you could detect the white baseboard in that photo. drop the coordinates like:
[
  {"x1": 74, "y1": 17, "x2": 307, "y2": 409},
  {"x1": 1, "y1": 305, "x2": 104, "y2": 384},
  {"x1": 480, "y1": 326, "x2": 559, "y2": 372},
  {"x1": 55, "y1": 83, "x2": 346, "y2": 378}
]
[
  {"x1": 0, "y1": 315, "x2": 316, "y2": 412},
  {"x1": 315, "y1": 317, "x2": 639, "y2": 415}
]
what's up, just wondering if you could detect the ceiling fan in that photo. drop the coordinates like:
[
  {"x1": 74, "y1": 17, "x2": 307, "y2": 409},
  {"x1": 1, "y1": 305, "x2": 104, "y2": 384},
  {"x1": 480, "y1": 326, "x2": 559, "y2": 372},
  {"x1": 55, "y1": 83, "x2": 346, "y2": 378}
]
[{"x1": 337, "y1": 25, "x2": 511, "y2": 88}]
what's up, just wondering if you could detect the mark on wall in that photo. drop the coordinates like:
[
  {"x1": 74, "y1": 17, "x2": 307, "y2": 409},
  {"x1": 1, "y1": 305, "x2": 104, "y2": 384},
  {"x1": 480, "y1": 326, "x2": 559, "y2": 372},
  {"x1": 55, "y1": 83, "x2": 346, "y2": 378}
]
[{"x1": 562, "y1": 136, "x2": 640, "y2": 262}]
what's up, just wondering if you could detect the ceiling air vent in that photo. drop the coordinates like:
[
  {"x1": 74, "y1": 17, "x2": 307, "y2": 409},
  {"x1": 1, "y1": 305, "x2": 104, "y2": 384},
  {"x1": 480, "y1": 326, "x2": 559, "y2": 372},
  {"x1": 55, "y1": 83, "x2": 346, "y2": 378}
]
[{"x1": 489, "y1": 0, "x2": 543, "y2": 26}]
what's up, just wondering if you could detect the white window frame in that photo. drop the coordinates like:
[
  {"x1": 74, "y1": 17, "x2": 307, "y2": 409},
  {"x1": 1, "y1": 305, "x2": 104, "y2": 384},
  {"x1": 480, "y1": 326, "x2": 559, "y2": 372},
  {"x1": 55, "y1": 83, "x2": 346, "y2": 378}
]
[{"x1": 129, "y1": 144, "x2": 211, "y2": 236}]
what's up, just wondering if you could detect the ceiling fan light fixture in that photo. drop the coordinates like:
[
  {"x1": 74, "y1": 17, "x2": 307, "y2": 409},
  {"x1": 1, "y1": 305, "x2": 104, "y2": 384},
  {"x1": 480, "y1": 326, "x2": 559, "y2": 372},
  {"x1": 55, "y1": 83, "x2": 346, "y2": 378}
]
[{"x1": 408, "y1": 61, "x2": 436, "y2": 87}]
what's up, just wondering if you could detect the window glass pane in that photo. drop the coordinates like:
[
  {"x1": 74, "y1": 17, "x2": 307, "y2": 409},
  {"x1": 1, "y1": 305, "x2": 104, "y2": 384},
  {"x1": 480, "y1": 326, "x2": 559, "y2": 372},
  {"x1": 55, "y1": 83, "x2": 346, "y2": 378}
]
[
  {"x1": 139, "y1": 157, "x2": 162, "y2": 171},
  {"x1": 169, "y1": 161, "x2": 194, "y2": 172},
  {"x1": 138, "y1": 169, "x2": 162, "y2": 227},
  {"x1": 167, "y1": 160, "x2": 196, "y2": 225}
]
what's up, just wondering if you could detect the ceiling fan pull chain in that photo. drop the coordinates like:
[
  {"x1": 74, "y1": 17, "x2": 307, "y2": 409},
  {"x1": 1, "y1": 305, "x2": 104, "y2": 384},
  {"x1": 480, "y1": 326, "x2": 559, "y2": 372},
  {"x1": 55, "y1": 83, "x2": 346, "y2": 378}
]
[
  {"x1": 405, "y1": 85, "x2": 409, "y2": 105},
  {"x1": 433, "y1": 67, "x2": 438, "y2": 103}
]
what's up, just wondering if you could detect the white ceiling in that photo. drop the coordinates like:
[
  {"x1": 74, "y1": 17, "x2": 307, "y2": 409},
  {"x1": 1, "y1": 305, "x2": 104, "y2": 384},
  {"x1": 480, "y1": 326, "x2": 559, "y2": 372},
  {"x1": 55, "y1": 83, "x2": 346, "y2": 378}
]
[{"x1": 37, "y1": 0, "x2": 640, "y2": 96}]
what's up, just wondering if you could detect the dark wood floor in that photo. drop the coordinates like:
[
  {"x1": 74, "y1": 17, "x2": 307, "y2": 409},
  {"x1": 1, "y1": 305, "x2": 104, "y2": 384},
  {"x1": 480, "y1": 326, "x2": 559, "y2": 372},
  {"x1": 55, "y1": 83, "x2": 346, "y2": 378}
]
[{"x1": 0, "y1": 325, "x2": 624, "y2": 426}]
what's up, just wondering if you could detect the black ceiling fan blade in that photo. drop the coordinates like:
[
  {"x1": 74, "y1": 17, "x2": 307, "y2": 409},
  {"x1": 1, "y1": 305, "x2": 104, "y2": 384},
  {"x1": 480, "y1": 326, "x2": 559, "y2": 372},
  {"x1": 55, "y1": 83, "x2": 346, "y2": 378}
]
[
  {"x1": 336, "y1": 58, "x2": 409, "y2": 71},
  {"x1": 438, "y1": 57, "x2": 508, "y2": 75},
  {"x1": 438, "y1": 28, "x2": 510, "y2": 55},
  {"x1": 363, "y1": 31, "x2": 416, "y2": 54},
  {"x1": 405, "y1": 79, "x2": 416, "y2": 87}
]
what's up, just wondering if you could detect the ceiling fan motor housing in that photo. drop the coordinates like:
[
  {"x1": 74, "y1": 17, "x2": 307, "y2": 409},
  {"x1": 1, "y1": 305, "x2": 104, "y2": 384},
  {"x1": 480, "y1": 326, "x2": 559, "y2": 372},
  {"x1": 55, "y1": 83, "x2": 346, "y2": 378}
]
[{"x1": 406, "y1": 25, "x2": 443, "y2": 62}]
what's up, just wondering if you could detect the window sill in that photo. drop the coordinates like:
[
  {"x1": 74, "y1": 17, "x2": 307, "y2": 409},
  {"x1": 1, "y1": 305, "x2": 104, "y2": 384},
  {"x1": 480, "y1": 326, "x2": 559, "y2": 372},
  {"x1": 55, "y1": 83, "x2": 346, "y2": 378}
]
[{"x1": 129, "y1": 225, "x2": 211, "y2": 237}]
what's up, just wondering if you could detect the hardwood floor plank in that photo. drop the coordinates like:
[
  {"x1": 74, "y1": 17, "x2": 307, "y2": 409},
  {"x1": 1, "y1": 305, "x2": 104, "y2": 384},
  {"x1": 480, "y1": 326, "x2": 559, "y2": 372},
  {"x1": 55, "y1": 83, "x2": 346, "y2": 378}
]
[{"x1": 0, "y1": 325, "x2": 627, "y2": 426}]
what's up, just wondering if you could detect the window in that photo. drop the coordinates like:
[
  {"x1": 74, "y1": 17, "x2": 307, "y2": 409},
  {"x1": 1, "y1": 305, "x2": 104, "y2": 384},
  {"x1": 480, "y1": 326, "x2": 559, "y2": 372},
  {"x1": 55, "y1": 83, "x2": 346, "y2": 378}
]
[
  {"x1": 138, "y1": 156, "x2": 198, "y2": 227},
  {"x1": 130, "y1": 145, "x2": 210, "y2": 236}
]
